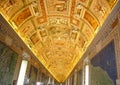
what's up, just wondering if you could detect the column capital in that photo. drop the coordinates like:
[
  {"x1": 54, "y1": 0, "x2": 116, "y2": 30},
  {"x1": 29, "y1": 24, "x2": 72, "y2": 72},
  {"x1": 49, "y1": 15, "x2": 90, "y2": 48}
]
[
  {"x1": 22, "y1": 51, "x2": 31, "y2": 61},
  {"x1": 84, "y1": 57, "x2": 90, "y2": 65}
]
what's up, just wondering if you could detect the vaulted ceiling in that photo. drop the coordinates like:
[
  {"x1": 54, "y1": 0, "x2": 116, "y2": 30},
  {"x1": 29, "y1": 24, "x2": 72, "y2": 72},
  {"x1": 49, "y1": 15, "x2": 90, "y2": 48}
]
[{"x1": 0, "y1": 0, "x2": 118, "y2": 82}]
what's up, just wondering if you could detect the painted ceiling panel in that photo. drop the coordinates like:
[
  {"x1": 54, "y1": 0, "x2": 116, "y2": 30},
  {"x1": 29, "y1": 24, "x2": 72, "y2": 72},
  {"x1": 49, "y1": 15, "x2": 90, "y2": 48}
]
[{"x1": 0, "y1": 0, "x2": 118, "y2": 82}]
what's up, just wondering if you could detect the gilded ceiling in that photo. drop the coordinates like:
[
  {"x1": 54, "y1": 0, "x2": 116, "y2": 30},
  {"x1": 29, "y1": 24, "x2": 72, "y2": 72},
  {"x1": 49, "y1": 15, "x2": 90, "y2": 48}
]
[{"x1": 0, "y1": 0, "x2": 118, "y2": 82}]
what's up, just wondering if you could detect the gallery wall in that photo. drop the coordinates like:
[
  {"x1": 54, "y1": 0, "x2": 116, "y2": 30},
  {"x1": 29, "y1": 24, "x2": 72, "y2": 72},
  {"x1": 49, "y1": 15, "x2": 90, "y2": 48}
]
[
  {"x1": 0, "y1": 41, "x2": 18, "y2": 85},
  {"x1": 91, "y1": 41, "x2": 117, "y2": 85}
]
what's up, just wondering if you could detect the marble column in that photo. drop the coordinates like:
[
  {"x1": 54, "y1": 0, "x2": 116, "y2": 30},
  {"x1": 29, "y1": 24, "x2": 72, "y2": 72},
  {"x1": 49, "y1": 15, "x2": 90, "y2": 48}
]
[
  {"x1": 68, "y1": 78, "x2": 70, "y2": 85},
  {"x1": 52, "y1": 78, "x2": 55, "y2": 85},
  {"x1": 17, "y1": 51, "x2": 30, "y2": 85},
  {"x1": 17, "y1": 60, "x2": 28, "y2": 85},
  {"x1": 47, "y1": 77, "x2": 51, "y2": 85},
  {"x1": 82, "y1": 57, "x2": 90, "y2": 85},
  {"x1": 74, "y1": 70, "x2": 77, "y2": 85}
]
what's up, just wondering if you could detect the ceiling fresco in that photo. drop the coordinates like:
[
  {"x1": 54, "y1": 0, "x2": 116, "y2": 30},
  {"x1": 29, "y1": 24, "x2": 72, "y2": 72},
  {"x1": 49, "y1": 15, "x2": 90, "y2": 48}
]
[{"x1": 0, "y1": 0, "x2": 118, "y2": 82}]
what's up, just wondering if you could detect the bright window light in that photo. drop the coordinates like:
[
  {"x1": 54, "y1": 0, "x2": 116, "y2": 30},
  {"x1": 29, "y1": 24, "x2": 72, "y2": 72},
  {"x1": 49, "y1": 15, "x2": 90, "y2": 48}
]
[{"x1": 17, "y1": 60, "x2": 28, "y2": 85}]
